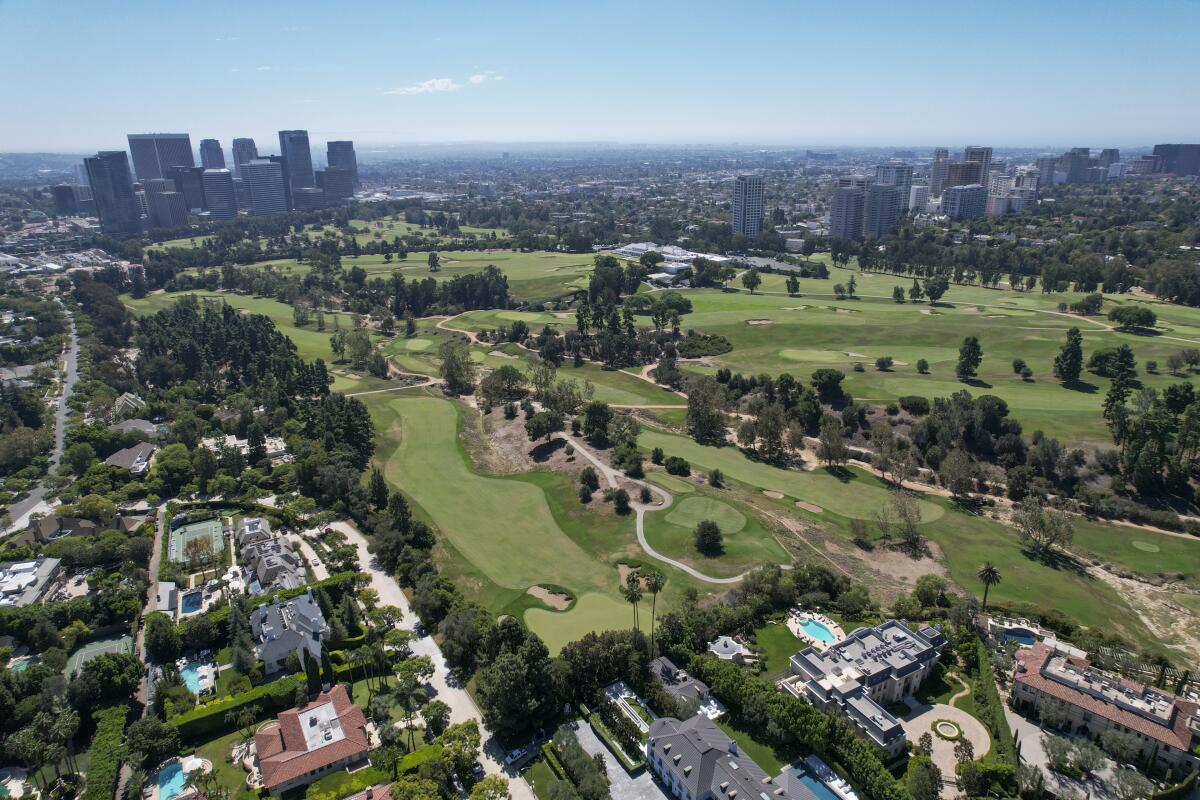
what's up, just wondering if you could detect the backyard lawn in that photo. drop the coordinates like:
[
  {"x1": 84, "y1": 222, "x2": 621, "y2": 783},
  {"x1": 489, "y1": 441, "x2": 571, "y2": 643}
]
[{"x1": 752, "y1": 621, "x2": 803, "y2": 678}]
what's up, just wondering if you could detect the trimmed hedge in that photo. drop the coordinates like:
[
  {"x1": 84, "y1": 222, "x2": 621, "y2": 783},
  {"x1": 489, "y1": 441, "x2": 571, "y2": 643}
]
[
  {"x1": 588, "y1": 714, "x2": 645, "y2": 771},
  {"x1": 541, "y1": 742, "x2": 567, "y2": 780},
  {"x1": 1153, "y1": 769, "x2": 1198, "y2": 800},
  {"x1": 169, "y1": 673, "x2": 304, "y2": 743},
  {"x1": 83, "y1": 704, "x2": 130, "y2": 800}
]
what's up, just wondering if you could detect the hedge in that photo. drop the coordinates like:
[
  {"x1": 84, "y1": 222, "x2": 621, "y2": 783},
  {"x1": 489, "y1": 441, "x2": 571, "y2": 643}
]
[
  {"x1": 541, "y1": 742, "x2": 567, "y2": 780},
  {"x1": 82, "y1": 704, "x2": 130, "y2": 800},
  {"x1": 169, "y1": 673, "x2": 304, "y2": 743},
  {"x1": 588, "y1": 713, "x2": 645, "y2": 771},
  {"x1": 303, "y1": 744, "x2": 444, "y2": 800},
  {"x1": 1153, "y1": 769, "x2": 1198, "y2": 800}
]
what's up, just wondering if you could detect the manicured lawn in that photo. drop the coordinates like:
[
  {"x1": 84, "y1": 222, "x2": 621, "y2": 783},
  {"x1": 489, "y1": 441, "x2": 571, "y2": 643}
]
[
  {"x1": 642, "y1": 492, "x2": 790, "y2": 579},
  {"x1": 645, "y1": 472, "x2": 696, "y2": 493},
  {"x1": 752, "y1": 621, "x2": 803, "y2": 677},
  {"x1": 522, "y1": 756, "x2": 568, "y2": 800},
  {"x1": 193, "y1": 729, "x2": 252, "y2": 799},
  {"x1": 714, "y1": 717, "x2": 796, "y2": 775},
  {"x1": 1069, "y1": 518, "x2": 1199, "y2": 586},
  {"x1": 526, "y1": 592, "x2": 645, "y2": 654}
]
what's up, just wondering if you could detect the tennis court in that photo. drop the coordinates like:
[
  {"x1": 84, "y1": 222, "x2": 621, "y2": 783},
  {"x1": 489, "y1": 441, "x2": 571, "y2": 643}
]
[
  {"x1": 169, "y1": 517, "x2": 225, "y2": 563},
  {"x1": 65, "y1": 634, "x2": 133, "y2": 676}
]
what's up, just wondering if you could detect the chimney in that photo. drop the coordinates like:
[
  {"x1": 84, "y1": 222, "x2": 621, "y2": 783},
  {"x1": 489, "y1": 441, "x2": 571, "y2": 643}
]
[{"x1": 729, "y1": 740, "x2": 738, "y2": 755}]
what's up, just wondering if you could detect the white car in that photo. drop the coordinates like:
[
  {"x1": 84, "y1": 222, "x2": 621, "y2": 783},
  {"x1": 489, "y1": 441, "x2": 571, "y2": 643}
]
[{"x1": 311, "y1": 558, "x2": 321, "y2": 566}]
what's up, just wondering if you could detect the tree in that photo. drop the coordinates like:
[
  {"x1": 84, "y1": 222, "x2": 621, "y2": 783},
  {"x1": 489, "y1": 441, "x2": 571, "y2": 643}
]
[
  {"x1": 741, "y1": 269, "x2": 761, "y2": 294},
  {"x1": 80, "y1": 652, "x2": 142, "y2": 701},
  {"x1": 1111, "y1": 767, "x2": 1153, "y2": 800},
  {"x1": 421, "y1": 700, "x2": 451, "y2": 737},
  {"x1": 817, "y1": 415, "x2": 849, "y2": 467},
  {"x1": 525, "y1": 411, "x2": 564, "y2": 442},
  {"x1": 686, "y1": 376, "x2": 727, "y2": 444},
  {"x1": 1014, "y1": 498, "x2": 1073, "y2": 554},
  {"x1": 643, "y1": 571, "x2": 665, "y2": 656},
  {"x1": 837, "y1": 584, "x2": 871, "y2": 619},
  {"x1": 469, "y1": 775, "x2": 510, "y2": 800},
  {"x1": 956, "y1": 336, "x2": 983, "y2": 381},
  {"x1": 874, "y1": 355, "x2": 893, "y2": 371},
  {"x1": 581, "y1": 401, "x2": 613, "y2": 444},
  {"x1": 439, "y1": 719, "x2": 482, "y2": 771},
  {"x1": 439, "y1": 341, "x2": 476, "y2": 395},
  {"x1": 64, "y1": 442, "x2": 96, "y2": 475},
  {"x1": 124, "y1": 716, "x2": 181, "y2": 769},
  {"x1": 909, "y1": 278, "x2": 924, "y2": 302},
  {"x1": 1053, "y1": 327, "x2": 1084, "y2": 383},
  {"x1": 144, "y1": 611, "x2": 182, "y2": 663},
  {"x1": 916, "y1": 358, "x2": 929, "y2": 374},
  {"x1": 977, "y1": 562, "x2": 1001, "y2": 612},
  {"x1": 939, "y1": 448, "x2": 976, "y2": 499},
  {"x1": 390, "y1": 775, "x2": 441, "y2": 800},
  {"x1": 892, "y1": 285, "x2": 906, "y2": 303},
  {"x1": 694, "y1": 520, "x2": 723, "y2": 555},
  {"x1": 786, "y1": 275, "x2": 800, "y2": 296},
  {"x1": 1044, "y1": 735, "x2": 1074, "y2": 772},
  {"x1": 924, "y1": 273, "x2": 950, "y2": 304},
  {"x1": 369, "y1": 468, "x2": 389, "y2": 509},
  {"x1": 1108, "y1": 305, "x2": 1157, "y2": 331},
  {"x1": 428, "y1": 251, "x2": 441, "y2": 272},
  {"x1": 612, "y1": 489, "x2": 631, "y2": 514},
  {"x1": 621, "y1": 572, "x2": 643, "y2": 631}
]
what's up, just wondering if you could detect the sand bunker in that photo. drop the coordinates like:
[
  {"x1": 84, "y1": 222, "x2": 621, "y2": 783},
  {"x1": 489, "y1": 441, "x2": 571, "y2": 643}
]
[
  {"x1": 795, "y1": 501, "x2": 823, "y2": 513},
  {"x1": 845, "y1": 351, "x2": 868, "y2": 358},
  {"x1": 747, "y1": 319, "x2": 774, "y2": 326},
  {"x1": 762, "y1": 490, "x2": 785, "y2": 499},
  {"x1": 488, "y1": 350, "x2": 518, "y2": 359},
  {"x1": 985, "y1": 314, "x2": 1008, "y2": 319},
  {"x1": 784, "y1": 305, "x2": 809, "y2": 311},
  {"x1": 920, "y1": 309, "x2": 937, "y2": 315},
  {"x1": 526, "y1": 585, "x2": 571, "y2": 611}
]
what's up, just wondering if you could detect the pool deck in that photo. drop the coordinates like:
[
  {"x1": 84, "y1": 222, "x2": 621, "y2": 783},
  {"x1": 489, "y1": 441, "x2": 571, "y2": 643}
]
[
  {"x1": 146, "y1": 756, "x2": 212, "y2": 800},
  {"x1": 786, "y1": 610, "x2": 846, "y2": 652}
]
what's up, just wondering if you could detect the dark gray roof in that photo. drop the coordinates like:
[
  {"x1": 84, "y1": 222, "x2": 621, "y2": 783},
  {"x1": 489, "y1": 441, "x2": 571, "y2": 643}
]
[
  {"x1": 652, "y1": 656, "x2": 713, "y2": 705},
  {"x1": 251, "y1": 591, "x2": 328, "y2": 666},
  {"x1": 648, "y1": 715, "x2": 799, "y2": 800},
  {"x1": 103, "y1": 441, "x2": 157, "y2": 470}
]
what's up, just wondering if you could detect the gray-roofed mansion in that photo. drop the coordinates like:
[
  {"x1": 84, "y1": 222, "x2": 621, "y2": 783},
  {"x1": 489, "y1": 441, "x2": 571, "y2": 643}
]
[
  {"x1": 780, "y1": 620, "x2": 945, "y2": 757},
  {"x1": 251, "y1": 590, "x2": 329, "y2": 674}
]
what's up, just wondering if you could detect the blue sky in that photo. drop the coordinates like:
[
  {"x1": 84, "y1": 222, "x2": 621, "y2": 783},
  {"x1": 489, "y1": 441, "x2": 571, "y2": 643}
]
[{"x1": 2, "y1": 0, "x2": 1198, "y2": 152}]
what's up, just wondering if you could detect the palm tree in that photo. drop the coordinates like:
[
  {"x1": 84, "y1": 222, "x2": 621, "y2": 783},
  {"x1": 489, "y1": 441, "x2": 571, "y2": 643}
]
[
  {"x1": 392, "y1": 677, "x2": 428, "y2": 752},
  {"x1": 977, "y1": 562, "x2": 1001, "y2": 612},
  {"x1": 643, "y1": 571, "x2": 665, "y2": 656},
  {"x1": 349, "y1": 647, "x2": 371, "y2": 687},
  {"x1": 622, "y1": 572, "x2": 643, "y2": 632}
]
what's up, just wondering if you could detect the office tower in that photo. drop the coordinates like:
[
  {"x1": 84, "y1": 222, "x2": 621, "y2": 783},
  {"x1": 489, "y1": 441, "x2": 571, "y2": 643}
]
[
  {"x1": 1035, "y1": 157, "x2": 1059, "y2": 189},
  {"x1": 201, "y1": 169, "x2": 236, "y2": 220},
  {"x1": 829, "y1": 178, "x2": 866, "y2": 241},
  {"x1": 135, "y1": 190, "x2": 149, "y2": 219},
  {"x1": 963, "y1": 146, "x2": 992, "y2": 190},
  {"x1": 232, "y1": 138, "x2": 258, "y2": 177},
  {"x1": 1151, "y1": 144, "x2": 1200, "y2": 176},
  {"x1": 233, "y1": 178, "x2": 248, "y2": 209},
  {"x1": 909, "y1": 185, "x2": 929, "y2": 213},
  {"x1": 945, "y1": 161, "x2": 983, "y2": 189},
  {"x1": 127, "y1": 133, "x2": 194, "y2": 180},
  {"x1": 942, "y1": 184, "x2": 987, "y2": 220},
  {"x1": 149, "y1": 191, "x2": 188, "y2": 229},
  {"x1": 84, "y1": 151, "x2": 141, "y2": 236},
  {"x1": 326, "y1": 141, "x2": 358, "y2": 188},
  {"x1": 291, "y1": 187, "x2": 325, "y2": 209},
  {"x1": 732, "y1": 174, "x2": 764, "y2": 239},
  {"x1": 1062, "y1": 149, "x2": 1091, "y2": 184},
  {"x1": 875, "y1": 162, "x2": 914, "y2": 213},
  {"x1": 199, "y1": 139, "x2": 226, "y2": 169},
  {"x1": 51, "y1": 184, "x2": 79, "y2": 216},
  {"x1": 165, "y1": 166, "x2": 207, "y2": 211},
  {"x1": 278, "y1": 129, "x2": 315, "y2": 193},
  {"x1": 988, "y1": 174, "x2": 1015, "y2": 197},
  {"x1": 142, "y1": 179, "x2": 174, "y2": 226},
  {"x1": 266, "y1": 155, "x2": 291, "y2": 208},
  {"x1": 929, "y1": 148, "x2": 950, "y2": 196},
  {"x1": 240, "y1": 159, "x2": 289, "y2": 216},
  {"x1": 862, "y1": 183, "x2": 900, "y2": 239},
  {"x1": 1098, "y1": 149, "x2": 1120, "y2": 168},
  {"x1": 316, "y1": 167, "x2": 353, "y2": 201}
]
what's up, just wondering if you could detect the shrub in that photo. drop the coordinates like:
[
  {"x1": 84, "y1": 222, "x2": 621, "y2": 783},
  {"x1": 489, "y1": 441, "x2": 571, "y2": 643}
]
[
  {"x1": 916, "y1": 358, "x2": 929, "y2": 374},
  {"x1": 551, "y1": 728, "x2": 611, "y2": 799},
  {"x1": 169, "y1": 673, "x2": 305, "y2": 743},
  {"x1": 899, "y1": 395, "x2": 930, "y2": 415},
  {"x1": 694, "y1": 520, "x2": 722, "y2": 555},
  {"x1": 664, "y1": 456, "x2": 690, "y2": 476},
  {"x1": 596, "y1": 697, "x2": 643, "y2": 762},
  {"x1": 83, "y1": 704, "x2": 129, "y2": 800},
  {"x1": 875, "y1": 356, "x2": 893, "y2": 371}
]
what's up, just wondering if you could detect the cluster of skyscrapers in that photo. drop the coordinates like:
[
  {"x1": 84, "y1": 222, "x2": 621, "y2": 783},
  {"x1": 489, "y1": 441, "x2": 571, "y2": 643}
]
[{"x1": 59, "y1": 131, "x2": 359, "y2": 236}]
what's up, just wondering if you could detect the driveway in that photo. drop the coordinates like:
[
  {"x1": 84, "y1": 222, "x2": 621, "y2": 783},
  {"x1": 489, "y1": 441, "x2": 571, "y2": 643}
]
[
  {"x1": 571, "y1": 720, "x2": 668, "y2": 800},
  {"x1": 290, "y1": 533, "x2": 329, "y2": 581},
  {"x1": 1003, "y1": 704, "x2": 1120, "y2": 800},
  {"x1": 900, "y1": 700, "x2": 990, "y2": 795},
  {"x1": 332, "y1": 521, "x2": 536, "y2": 800}
]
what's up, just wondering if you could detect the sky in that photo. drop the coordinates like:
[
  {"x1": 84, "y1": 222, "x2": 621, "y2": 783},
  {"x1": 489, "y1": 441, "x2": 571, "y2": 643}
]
[{"x1": 2, "y1": 0, "x2": 1198, "y2": 153}]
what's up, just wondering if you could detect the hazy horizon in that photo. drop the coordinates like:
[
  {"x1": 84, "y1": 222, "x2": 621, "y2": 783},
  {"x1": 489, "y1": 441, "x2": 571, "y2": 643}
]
[{"x1": 3, "y1": 0, "x2": 1198, "y2": 152}]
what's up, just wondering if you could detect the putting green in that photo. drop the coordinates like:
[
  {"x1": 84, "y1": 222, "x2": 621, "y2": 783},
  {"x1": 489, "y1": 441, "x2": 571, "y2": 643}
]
[
  {"x1": 403, "y1": 338, "x2": 433, "y2": 351},
  {"x1": 1131, "y1": 541, "x2": 1161, "y2": 553},
  {"x1": 666, "y1": 496, "x2": 747, "y2": 533},
  {"x1": 525, "y1": 592, "x2": 644, "y2": 654}
]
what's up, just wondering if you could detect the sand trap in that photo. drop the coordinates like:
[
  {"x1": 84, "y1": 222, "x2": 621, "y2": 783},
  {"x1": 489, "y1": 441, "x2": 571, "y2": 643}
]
[
  {"x1": 832, "y1": 307, "x2": 858, "y2": 314},
  {"x1": 527, "y1": 585, "x2": 571, "y2": 611},
  {"x1": 747, "y1": 319, "x2": 774, "y2": 326},
  {"x1": 920, "y1": 309, "x2": 937, "y2": 315},
  {"x1": 985, "y1": 314, "x2": 1007, "y2": 319},
  {"x1": 961, "y1": 306, "x2": 983, "y2": 313},
  {"x1": 892, "y1": 360, "x2": 910, "y2": 366},
  {"x1": 617, "y1": 564, "x2": 651, "y2": 588},
  {"x1": 795, "y1": 501, "x2": 823, "y2": 513},
  {"x1": 342, "y1": 372, "x2": 361, "y2": 379},
  {"x1": 784, "y1": 305, "x2": 809, "y2": 311},
  {"x1": 845, "y1": 351, "x2": 868, "y2": 358},
  {"x1": 762, "y1": 490, "x2": 785, "y2": 499},
  {"x1": 488, "y1": 350, "x2": 518, "y2": 359}
]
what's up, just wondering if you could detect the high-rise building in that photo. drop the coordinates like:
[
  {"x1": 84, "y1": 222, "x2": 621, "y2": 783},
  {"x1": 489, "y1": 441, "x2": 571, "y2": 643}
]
[
  {"x1": 909, "y1": 184, "x2": 930, "y2": 213},
  {"x1": 942, "y1": 184, "x2": 987, "y2": 220},
  {"x1": 929, "y1": 148, "x2": 950, "y2": 197},
  {"x1": 51, "y1": 184, "x2": 79, "y2": 216},
  {"x1": 963, "y1": 146, "x2": 992, "y2": 190},
  {"x1": 127, "y1": 133, "x2": 194, "y2": 181},
  {"x1": 874, "y1": 162, "x2": 914, "y2": 213},
  {"x1": 1151, "y1": 144, "x2": 1200, "y2": 176},
  {"x1": 945, "y1": 161, "x2": 983, "y2": 189},
  {"x1": 326, "y1": 141, "x2": 358, "y2": 189},
  {"x1": 149, "y1": 191, "x2": 188, "y2": 229},
  {"x1": 199, "y1": 139, "x2": 226, "y2": 169},
  {"x1": 84, "y1": 151, "x2": 142, "y2": 236},
  {"x1": 862, "y1": 183, "x2": 900, "y2": 239},
  {"x1": 732, "y1": 175, "x2": 764, "y2": 239},
  {"x1": 829, "y1": 177, "x2": 866, "y2": 241},
  {"x1": 1098, "y1": 149, "x2": 1120, "y2": 168},
  {"x1": 201, "y1": 169, "x2": 237, "y2": 220},
  {"x1": 135, "y1": 190, "x2": 149, "y2": 220},
  {"x1": 232, "y1": 138, "x2": 258, "y2": 177},
  {"x1": 291, "y1": 187, "x2": 325, "y2": 210},
  {"x1": 316, "y1": 167, "x2": 353, "y2": 201},
  {"x1": 1035, "y1": 156, "x2": 1060, "y2": 189},
  {"x1": 240, "y1": 159, "x2": 289, "y2": 216},
  {"x1": 165, "y1": 166, "x2": 207, "y2": 211},
  {"x1": 1062, "y1": 148, "x2": 1092, "y2": 184},
  {"x1": 278, "y1": 130, "x2": 315, "y2": 197}
]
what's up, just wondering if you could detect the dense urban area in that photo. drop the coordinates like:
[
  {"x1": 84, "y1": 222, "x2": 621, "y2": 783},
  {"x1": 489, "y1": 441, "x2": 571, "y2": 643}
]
[{"x1": 1, "y1": 127, "x2": 1200, "y2": 800}]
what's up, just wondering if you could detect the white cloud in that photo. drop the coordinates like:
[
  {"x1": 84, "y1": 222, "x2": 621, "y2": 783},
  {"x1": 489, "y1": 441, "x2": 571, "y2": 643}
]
[
  {"x1": 255, "y1": 66, "x2": 273, "y2": 72},
  {"x1": 468, "y1": 72, "x2": 503, "y2": 85},
  {"x1": 385, "y1": 78, "x2": 461, "y2": 96},
  {"x1": 215, "y1": 35, "x2": 241, "y2": 42}
]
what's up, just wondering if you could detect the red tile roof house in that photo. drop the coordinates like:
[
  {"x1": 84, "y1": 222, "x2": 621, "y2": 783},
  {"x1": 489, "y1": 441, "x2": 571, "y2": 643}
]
[
  {"x1": 254, "y1": 685, "x2": 371, "y2": 796},
  {"x1": 1015, "y1": 643, "x2": 1200, "y2": 781}
]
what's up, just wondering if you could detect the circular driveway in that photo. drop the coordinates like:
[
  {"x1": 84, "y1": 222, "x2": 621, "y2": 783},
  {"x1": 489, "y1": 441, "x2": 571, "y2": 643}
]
[{"x1": 901, "y1": 702, "x2": 991, "y2": 786}]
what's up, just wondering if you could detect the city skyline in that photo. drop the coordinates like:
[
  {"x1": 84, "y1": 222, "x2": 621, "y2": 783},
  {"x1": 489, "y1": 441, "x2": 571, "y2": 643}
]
[{"x1": 2, "y1": 0, "x2": 1198, "y2": 151}]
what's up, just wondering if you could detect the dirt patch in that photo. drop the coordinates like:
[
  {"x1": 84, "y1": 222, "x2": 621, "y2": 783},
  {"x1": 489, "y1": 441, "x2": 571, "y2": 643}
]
[
  {"x1": 488, "y1": 350, "x2": 518, "y2": 359},
  {"x1": 795, "y1": 501, "x2": 823, "y2": 513},
  {"x1": 961, "y1": 306, "x2": 983, "y2": 313},
  {"x1": 617, "y1": 564, "x2": 653, "y2": 589},
  {"x1": 784, "y1": 305, "x2": 809, "y2": 311},
  {"x1": 844, "y1": 351, "x2": 868, "y2": 358},
  {"x1": 1086, "y1": 563, "x2": 1200, "y2": 663},
  {"x1": 762, "y1": 490, "x2": 785, "y2": 499},
  {"x1": 832, "y1": 307, "x2": 858, "y2": 314},
  {"x1": 527, "y1": 585, "x2": 571, "y2": 611},
  {"x1": 892, "y1": 360, "x2": 910, "y2": 366},
  {"x1": 985, "y1": 314, "x2": 1008, "y2": 319},
  {"x1": 920, "y1": 309, "x2": 937, "y2": 315},
  {"x1": 747, "y1": 319, "x2": 774, "y2": 326}
]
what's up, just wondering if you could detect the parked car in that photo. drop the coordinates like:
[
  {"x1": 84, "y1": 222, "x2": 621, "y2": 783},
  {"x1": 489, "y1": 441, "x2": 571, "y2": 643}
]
[
  {"x1": 311, "y1": 558, "x2": 320, "y2": 566},
  {"x1": 471, "y1": 762, "x2": 484, "y2": 779}
]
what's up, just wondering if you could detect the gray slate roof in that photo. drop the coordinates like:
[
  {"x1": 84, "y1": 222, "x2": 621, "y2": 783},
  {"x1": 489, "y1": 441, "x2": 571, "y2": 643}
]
[{"x1": 648, "y1": 715, "x2": 800, "y2": 800}]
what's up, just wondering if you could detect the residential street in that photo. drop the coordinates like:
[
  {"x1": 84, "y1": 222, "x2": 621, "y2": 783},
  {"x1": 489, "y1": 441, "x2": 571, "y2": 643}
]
[
  {"x1": 5, "y1": 307, "x2": 79, "y2": 532},
  {"x1": 332, "y1": 521, "x2": 537, "y2": 800}
]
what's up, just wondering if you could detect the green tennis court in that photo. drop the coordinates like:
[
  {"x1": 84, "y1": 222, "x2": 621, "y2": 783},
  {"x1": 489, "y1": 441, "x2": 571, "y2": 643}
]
[
  {"x1": 169, "y1": 517, "x2": 225, "y2": 563},
  {"x1": 65, "y1": 634, "x2": 133, "y2": 676}
]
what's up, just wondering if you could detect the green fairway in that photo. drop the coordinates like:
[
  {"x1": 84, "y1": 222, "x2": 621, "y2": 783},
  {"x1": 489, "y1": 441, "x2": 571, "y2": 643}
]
[
  {"x1": 1069, "y1": 518, "x2": 1199, "y2": 586},
  {"x1": 638, "y1": 428, "x2": 943, "y2": 522},
  {"x1": 646, "y1": 473, "x2": 696, "y2": 493},
  {"x1": 525, "y1": 592, "x2": 645, "y2": 653},
  {"x1": 665, "y1": 496, "x2": 747, "y2": 532},
  {"x1": 676, "y1": 272, "x2": 1200, "y2": 446},
  {"x1": 644, "y1": 493, "x2": 789, "y2": 579}
]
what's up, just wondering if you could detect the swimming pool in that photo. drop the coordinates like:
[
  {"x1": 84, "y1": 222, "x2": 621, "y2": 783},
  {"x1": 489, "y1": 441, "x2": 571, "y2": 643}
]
[
  {"x1": 797, "y1": 773, "x2": 840, "y2": 800},
  {"x1": 1003, "y1": 628, "x2": 1037, "y2": 646},
  {"x1": 799, "y1": 618, "x2": 838, "y2": 644},
  {"x1": 157, "y1": 762, "x2": 186, "y2": 800},
  {"x1": 180, "y1": 662, "x2": 204, "y2": 693},
  {"x1": 180, "y1": 592, "x2": 203, "y2": 614}
]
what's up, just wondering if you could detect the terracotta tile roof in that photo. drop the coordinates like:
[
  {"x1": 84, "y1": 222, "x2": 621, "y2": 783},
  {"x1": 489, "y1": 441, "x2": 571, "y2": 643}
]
[
  {"x1": 342, "y1": 786, "x2": 390, "y2": 800},
  {"x1": 1016, "y1": 644, "x2": 1198, "y2": 752},
  {"x1": 254, "y1": 684, "x2": 369, "y2": 790}
]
